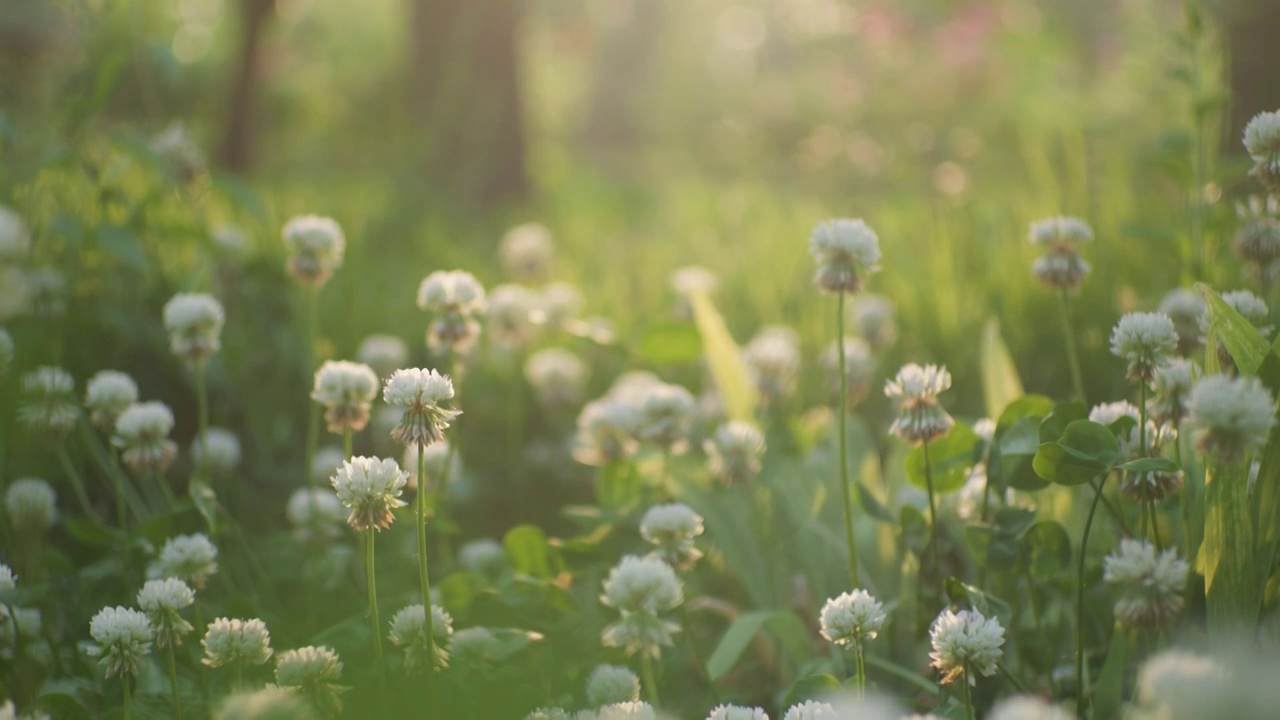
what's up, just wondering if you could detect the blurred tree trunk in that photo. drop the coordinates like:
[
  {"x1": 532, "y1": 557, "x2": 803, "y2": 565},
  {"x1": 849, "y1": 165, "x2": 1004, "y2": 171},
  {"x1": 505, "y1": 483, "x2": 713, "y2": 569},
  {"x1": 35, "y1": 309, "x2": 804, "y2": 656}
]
[
  {"x1": 1224, "y1": 1, "x2": 1280, "y2": 143},
  {"x1": 220, "y1": 0, "x2": 274, "y2": 174},
  {"x1": 408, "y1": 0, "x2": 527, "y2": 206},
  {"x1": 580, "y1": 0, "x2": 665, "y2": 172}
]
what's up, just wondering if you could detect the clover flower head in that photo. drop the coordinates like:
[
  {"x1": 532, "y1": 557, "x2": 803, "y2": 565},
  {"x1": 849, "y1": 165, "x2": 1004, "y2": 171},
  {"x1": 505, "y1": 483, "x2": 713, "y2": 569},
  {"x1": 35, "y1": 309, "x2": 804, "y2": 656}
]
[
  {"x1": 163, "y1": 293, "x2": 225, "y2": 361},
  {"x1": 0, "y1": 327, "x2": 12, "y2": 377},
  {"x1": 312, "y1": 360, "x2": 379, "y2": 434},
  {"x1": 1135, "y1": 650, "x2": 1228, "y2": 715},
  {"x1": 383, "y1": 368, "x2": 461, "y2": 447},
  {"x1": 1088, "y1": 400, "x2": 1140, "y2": 427},
  {"x1": 88, "y1": 606, "x2": 152, "y2": 678},
  {"x1": 671, "y1": 265, "x2": 719, "y2": 298},
  {"x1": 356, "y1": 334, "x2": 408, "y2": 379},
  {"x1": 114, "y1": 401, "x2": 179, "y2": 474},
  {"x1": 137, "y1": 577, "x2": 195, "y2": 647},
  {"x1": 193, "y1": 427, "x2": 242, "y2": 475},
  {"x1": 574, "y1": 397, "x2": 641, "y2": 466},
  {"x1": 1233, "y1": 196, "x2": 1280, "y2": 266},
  {"x1": 809, "y1": 218, "x2": 882, "y2": 294},
  {"x1": 150, "y1": 533, "x2": 219, "y2": 589},
  {"x1": 500, "y1": 222, "x2": 554, "y2": 281},
  {"x1": 525, "y1": 348, "x2": 588, "y2": 408},
  {"x1": 598, "y1": 702, "x2": 657, "y2": 720},
  {"x1": 487, "y1": 284, "x2": 539, "y2": 349},
  {"x1": 449, "y1": 626, "x2": 503, "y2": 673},
  {"x1": 0, "y1": 206, "x2": 30, "y2": 261},
  {"x1": 202, "y1": 617, "x2": 272, "y2": 668},
  {"x1": 274, "y1": 646, "x2": 345, "y2": 715},
  {"x1": 928, "y1": 607, "x2": 1005, "y2": 685},
  {"x1": 1029, "y1": 216, "x2": 1094, "y2": 247},
  {"x1": 1118, "y1": 422, "x2": 1183, "y2": 503},
  {"x1": 987, "y1": 696, "x2": 1073, "y2": 720},
  {"x1": 637, "y1": 383, "x2": 695, "y2": 451},
  {"x1": 886, "y1": 363, "x2": 954, "y2": 444},
  {"x1": 601, "y1": 555, "x2": 683, "y2": 614},
  {"x1": 214, "y1": 688, "x2": 309, "y2": 720},
  {"x1": 0, "y1": 564, "x2": 15, "y2": 591},
  {"x1": 6, "y1": 478, "x2": 56, "y2": 533},
  {"x1": 1104, "y1": 539, "x2": 1188, "y2": 627},
  {"x1": 822, "y1": 337, "x2": 876, "y2": 407},
  {"x1": 459, "y1": 539, "x2": 507, "y2": 577},
  {"x1": 1186, "y1": 374, "x2": 1276, "y2": 463},
  {"x1": 210, "y1": 224, "x2": 248, "y2": 256},
  {"x1": 19, "y1": 366, "x2": 78, "y2": 437},
  {"x1": 388, "y1": 603, "x2": 452, "y2": 672},
  {"x1": 640, "y1": 503, "x2": 704, "y2": 569},
  {"x1": 84, "y1": 371, "x2": 138, "y2": 432},
  {"x1": 1148, "y1": 359, "x2": 1197, "y2": 425},
  {"x1": 1244, "y1": 110, "x2": 1280, "y2": 190},
  {"x1": 330, "y1": 456, "x2": 408, "y2": 532},
  {"x1": 282, "y1": 215, "x2": 345, "y2": 287},
  {"x1": 1159, "y1": 289, "x2": 1207, "y2": 354},
  {"x1": 538, "y1": 282, "x2": 584, "y2": 329},
  {"x1": 782, "y1": 700, "x2": 837, "y2": 720},
  {"x1": 819, "y1": 589, "x2": 886, "y2": 646},
  {"x1": 286, "y1": 487, "x2": 346, "y2": 544},
  {"x1": 417, "y1": 270, "x2": 486, "y2": 315},
  {"x1": 151, "y1": 122, "x2": 206, "y2": 180},
  {"x1": 707, "y1": 706, "x2": 769, "y2": 720},
  {"x1": 705, "y1": 420, "x2": 765, "y2": 485},
  {"x1": 744, "y1": 326, "x2": 801, "y2": 406},
  {"x1": 851, "y1": 294, "x2": 898, "y2": 352},
  {"x1": 1110, "y1": 312, "x2": 1177, "y2": 384},
  {"x1": 525, "y1": 708, "x2": 573, "y2": 720},
  {"x1": 587, "y1": 664, "x2": 641, "y2": 707},
  {"x1": 1029, "y1": 216, "x2": 1092, "y2": 290}
]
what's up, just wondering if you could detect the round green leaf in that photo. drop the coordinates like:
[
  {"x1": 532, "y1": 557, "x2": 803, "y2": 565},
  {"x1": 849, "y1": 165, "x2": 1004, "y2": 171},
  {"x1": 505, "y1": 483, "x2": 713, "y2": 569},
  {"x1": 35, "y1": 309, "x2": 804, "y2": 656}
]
[
  {"x1": 1021, "y1": 521, "x2": 1072, "y2": 578},
  {"x1": 905, "y1": 422, "x2": 983, "y2": 494}
]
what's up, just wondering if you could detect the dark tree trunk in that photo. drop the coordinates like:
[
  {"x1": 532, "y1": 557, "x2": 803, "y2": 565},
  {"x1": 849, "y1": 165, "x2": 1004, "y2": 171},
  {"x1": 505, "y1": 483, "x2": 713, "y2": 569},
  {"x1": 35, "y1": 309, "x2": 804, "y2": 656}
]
[
  {"x1": 408, "y1": 0, "x2": 527, "y2": 206},
  {"x1": 219, "y1": 0, "x2": 274, "y2": 174},
  {"x1": 1224, "y1": 0, "x2": 1280, "y2": 145}
]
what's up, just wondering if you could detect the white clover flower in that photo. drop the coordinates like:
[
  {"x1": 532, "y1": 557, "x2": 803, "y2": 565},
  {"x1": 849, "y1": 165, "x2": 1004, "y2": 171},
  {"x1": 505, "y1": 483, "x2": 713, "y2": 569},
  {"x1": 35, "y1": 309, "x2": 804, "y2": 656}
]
[
  {"x1": 0, "y1": 206, "x2": 30, "y2": 261},
  {"x1": 928, "y1": 607, "x2": 1005, "y2": 685},
  {"x1": 1186, "y1": 374, "x2": 1276, "y2": 463},
  {"x1": 1029, "y1": 216, "x2": 1094, "y2": 247},
  {"x1": 311, "y1": 447, "x2": 346, "y2": 486},
  {"x1": 137, "y1": 577, "x2": 195, "y2": 647},
  {"x1": 637, "y1": 383, "x2": 696, "y2": 451},
  {"x1": 744, "y1": 326, "x2": 801, "y2": 407},
  {"x1": 150, "y1": 121, "x2": 205, "y2": 180},
  {"x1": 330, "y1": 456, "x2": 408, "y2": 532},
  {"x1": 1233, "y1": 196, "x2": 1280, "y2": 267},
  {"x1": 574, "y1": 397, "x2": 641, "y2": 466},
  {"x1": 538, "y1": 282, "x2": 584, "y2": 329},
  {"x1": 974, "y1": 418, "x2": 996, "y2": 445},
  {"x1": 601, "y1": 555, "x2": 683, "y2": 614},
  {"x1": 312, "y1": 360, "x2": 379, "y2": 434},
  {"x1": 356, "y1": 334, "x2": 408, "y2": 379},
  {"x1": 1135, "y1": 650, "x2": 1228, "y2": 717},
  {"x1": 387, "y1": 603, "x2": 452, "y2": 672},
  {"x1": 403, "y1": 439, "x2": 457, "y2": 492},
  {"x1": 1244, "y1": 110, "x2": 1280, "y2": 189},
  {"x1": 163, "y1": 293, "x2": 225, "y2": 362},
  {"x1": 1088, "y1": 400, "x2": 1140, "y2": 427},
  {"x1": 1110, "y1": 312, "x2": 1177, "y2": 384},
  {"x1": 1148, "y1": 359, "x2": 1197, "y2": 425},
  {"x1": 286, "y1": 487, "x2": 346, "y2": 544},
  {"x1": 150, "y1": 533, "x2": 219, "y2": 589},
  {"x1": 705, "y1": 420, "x2": 765, "y2": 485},
  {"x1": 707, "y1": 706, "x2": 768, "y2": 720},
  {"x1": 819, "y1": 589, "x2": 886, "y2": 646},
  {"x1": 0, "y1": 564, "x2": 15, "y2": 591},
  {"x1": 886, "y1": 363, "x2": 954, "y2": 444},
  {"x1": 586, "y1": 663, "x2": 640, "y2": 707},
  {"x1": 525, "y1": 348, "x2": 588, "y2": 408},
  {"x1": 0, "y1": 327, "x2": 12, "y2": 377},
  {"x1": 1159, "y1": 289, "x2": 1206, "y2": 355},
  {"x1": 640, "y1": 503, "x2": 704, "y2": 570},
  {"x1": 114, "y1": 401, "x2": 178, "y2": 474},
  {"x1": 987, "y1": 696, "x2": 1072, "y2": 720},
  {"x1": 383, "y1": 368, "x2": 461, "y2": 447},
  {"x1": 202, "y1": 617, "x2": 273, "y2": 668},
  {"x1": 851, "y1": 294, "x2": 897, "y2": 352},
  {"x1": 210, "y1": 224, "x2": 248, "y2": 257},
  {"x1": 1118, "y1": 422, "x2": 1183, "y2": 503},
  {"x1": 487, "y1": 284, "x2": 539, "y2": 349},
  {"x1": 417, "y1": 270, "x2": 486, "y2": 355},
  {"x1": 459, "y1": 538, "x2": 507, "y2": 577},
  {"x1": 500, "y1": 222, "x2": 554, "y2": 280},
  {"x1": 274, "y1": 646, "x2": 345, "y2": 715},
  {"x1": 192, "y1": 427, "x2": 242, "y2": 475},
  {"x1": 88, "y1": 606, "x2": 152, "y2": 678},
  {"x1": 821, "y1": 337, "x2": 875, "y2": 407},
  {"x1": 1029, "y1": 216, "x2": 1093, "y2": 290},
  {"x1": 597, "y1": 702, "x2": 656, "y2": 720},
  {"x1": 525, "y1": 709, "x2": 572, "y2": 720},
  {"x1": 671, "y1": 265, "x2": 719, "y2": 297},
  {"x1": 1104, "y1": 539, "x2": 1188, "y2": 628},
  {"x1": 19, "y1": 366, "x2": 78, "y2": 437},
  {"x1": 84, "y1": 371, "x2": 138, "y2": 433},
  {"x1": 781, "y1": 700, "x2": 837, "y2": 720},
  {"x1": 809, "y1": 218, "x2": 882, "y2": 294},
  {"x1": 282, "y1": 215, "x2": 345, "y2": 287},
  {"x1": 214, "y1": 687, "x2": 309, "y2": 720},
  {"x1": 449, "y1": 626, "x2": 502, "y2": 672},
  {"x1": 6, "y1": 478, "x2": 56, "y2": 534}
]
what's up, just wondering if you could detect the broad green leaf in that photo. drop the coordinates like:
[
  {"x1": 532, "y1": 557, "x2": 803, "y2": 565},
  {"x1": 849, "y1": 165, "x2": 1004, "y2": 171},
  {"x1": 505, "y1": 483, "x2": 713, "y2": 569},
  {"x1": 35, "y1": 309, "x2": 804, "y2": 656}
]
[
  {"x1": 996, "y1": 416, "x2": 1050, "y2": 491},
  {"x1": 1093, "y1": 624, "x2": 1128, "y2": 720},
  {"x1": 980, "y1": 319, "x2": 1026, "y2": 419},
  {"x1": 781, "y1": 674, "x2": 841, "y2": 711},
  {"x1": 689, "y1": 292, "x2": 757, "y2": 421},
  {"x1": 634, "y1": 320, "x2": 703, "y2": 365},
  {"x1": 503, "y1": 525, "x2": 553, "y2": 580},
  {"x1": 995, "y1": 394, "x2": 1056, "y2": 434},
  {"x1": 1115, "y1": 457, "x2": 1181, "y2": 474},
  {"x1": 1200, "y1": 284, "x2": 1270, "y2": 376},
  {"x1": 1021, "y1": 521, "x2": 1072, "y2": 578},
  {"x1": 1033, "y1": 421, "x2": 1118, "y2": 486},
  {"x1": 857, "y1": 480, "x2": 895, "y2": 523},
  {"x1": 706, "y1": 610, "x2": 774, "y2": 680},
  {"x1": 1038, "y1": 401, "x2": 1088, "y2": 444},
  {"x1": 437, "y1": 571, "x2": 490, "y2": 615},
  {"x1": 1204, "y1": 462, "x2": 1259, "y2": 634},
  {"x1": 905, "y1": 422, "x2": 982, "y2": 494},
  {"x1": 63, "y1": 519, "x2": 124, "y2": 549},
  {"x1": 945, "y1": 577, "x2": 1013, "y2": 624}
]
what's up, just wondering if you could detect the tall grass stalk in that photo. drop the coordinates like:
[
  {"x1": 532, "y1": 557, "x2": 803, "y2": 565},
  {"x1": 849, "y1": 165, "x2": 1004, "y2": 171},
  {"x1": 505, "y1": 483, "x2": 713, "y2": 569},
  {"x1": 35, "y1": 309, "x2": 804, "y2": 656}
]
[
  {"x1": 417, "y1": 441, "x2": 438, "y2": 706},
  {"x1": 165, "y1": 620, "x2": 184, "y2": 720},
  {"x1": 195, "y1": 359, "x2": 209, "y2": 481},
  {"x1": 303, "y1": 286, "x2": 320, "y2": 494},
  {"x1": 1076, "y1": 474, "x2": 1108, "y2": 717},
  {"x1": 1058, "y1": 290, "x2": 1086, "y2": 402},
  {"x1": 55, "y1": 444, "x2": 96, "y2": 519},
  {"x1": 640, "y1": 651, "x2": 659, "y2": 706},
  {"x1": 837, "y1": 288, "x2": 859, "y2": 586},
  {"x1": 922, "y1": 439, "x2": 941, "y2": 585}
]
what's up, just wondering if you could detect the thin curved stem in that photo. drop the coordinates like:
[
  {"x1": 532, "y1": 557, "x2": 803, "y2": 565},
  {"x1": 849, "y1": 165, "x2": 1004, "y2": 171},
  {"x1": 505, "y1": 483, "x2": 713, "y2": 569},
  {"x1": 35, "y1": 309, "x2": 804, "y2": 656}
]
[
  {"x1": 837, "y1": 289, "x2": 859, "y2": 587},
  {"x1": 166, "y1": 623, "x2": 184, "y2": 720},
  {"x1": 1077, "y1": 475, "x2": 1107, "y2": 717},
  {"x1": 1059, "y1": 290, "x2": 1086, "y2": 403},
  {"x1": 923, "y1": 439, "x2": 942, "y2": 587},
  {"x1": 303, "y1": 286, "x2": 320, "y2": 493},
  {"x1": 417, "y1": 442, "x2": 438, "y2": 706},
  {"x1": 55, "y1": 444, "x2": 96, "y2": 520},
  {"x1": 366, "y1": 528, "x2": 386, "y2": 693}
]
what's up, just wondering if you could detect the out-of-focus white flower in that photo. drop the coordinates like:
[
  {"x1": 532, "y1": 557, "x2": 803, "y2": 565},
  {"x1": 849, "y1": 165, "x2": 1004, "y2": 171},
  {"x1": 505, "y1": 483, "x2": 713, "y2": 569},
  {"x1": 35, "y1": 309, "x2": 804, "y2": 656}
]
[
  {"x1": 1244, "y1": 110, "x2": 1280, "y2": 189},
  {"x1": 1148, "y1": 359, "x2": 1196, "y2": 425},
  {"x1": 486, "y1": 284, "x2": 539, "y2": 349},
  {"x1": 744, "y1": 326, "x2": 800, "y2": 407},
  {"x1": 537, "y1": 282, "x2": 583, "y2": 329},
  {"x1": 1186, "y1": 374, "x2": 1276, "y2": 463},
  {"x1": 274, "y1": 646, "x2": 345, "y2": 715},
  {"x1": 84, "y1": 371, "x2": 138, "y2": 433},
  {"x1": 459, "y1": 538, "x2": 507, "y2": 577},
  {"x1": 819, "y1": 589, "x2": 885, "y2": 646},
  {"x1": 500, "y1": 223, "x2": 554, "y2": 281},
  {"x1": 851, "y1": 294, "x2": 897, "y2": 352},
  {"x1": 671, "y1": 265, "x2": 718, "y2": 298},
  {"x1": 449, "y1": 626, "x2": 502, "y2": 672},
  {"x1": 1110, "y1": 312, "x2": 1177, "y2": 384},
  {"x1": 25, "y1": 267, "x2": 66, "y2": 319},
  {"x1": 403, "y1": 439, "x2": 456, "y2": 492},
  {"x1": 636, "y1": 383, "x2": 695, "y2": 452},
  {"x1": 1233, "y1": 195, "x2": 1280, "y2": 267},
  {"x1": 525, "y1": 348, "x2": 588, "y2": 408},
  {"x1": 149, "y1": 533, "x2": 219, "y2": 589},
  {"x1": 282, "y1": 215, "x2": 345, "y2": 287},
  {"x1": 1104, "y1": 539, "x2": 1188, "y2": 628},
  {"x1": 417, "y1": 270, "x2": 486, "y2": 356},
  {"x1": 781, "y1": 700, "x2": 837, "y2": 720},
  {"x1": 214, "y1": 688, "x2": 308, "y2": 720},
  {"x1": 707, "y1": 706, "x2": 768, "y2": 720},
  {"x1": 19, "y1": 366, "x2": 78, "y2": 437},
  {"x1": 1135, "y1": 650, "x2": 1228, "y2": 719},
  {"x1": 987, "y1": 696, "x2": 1072, "y2": 720},
  {"x1": 356, "y1": 335, "x2": 408, "y2": 379},
  {"x1": 886, "y1": 364, "x2": 954, "y2": 444},
  {"x1": 928, "y1": 607, "x2": 1005, "y2": 685},
  {"x1": 192, "y1": 427, "x2": 242, "y2": 475},
  {"x1": 88, "y1": 606, "x2": 152, "y2": 678},
  {"x1": 574, "y1": 397, "x2": 641, "y2": 466},
  {"x1": 809, "y1": 218, "x2": 882, "y2": 294},
  {"x1": 163, "y1": 293, "x2": 225, "y2": 362},
  {"x1": 151, "y1": 122, "x2": 206, "y2": 180},
  {"x1": 329, "y1": 456, "x2": 408, "y2": 532},
  {"x1": 387, "y1": 603, "x2": 452, "y2": 672},
  {"x1": 601, "y1": 555, "x2": 683, "y2": 657},
  {"x1": 114, "y1": 401, "x2": 178, "y2": 474},
  {"x1": 202, "y1": 617, "x2": 273, "y2": 668},
  {"x1": 1029, "y1": 216, "x2": 1092, "y2": 290},
  {"x1": 0, "y1": 564, "x2": 15, "y2": 591},
  {"x1": 0, "y1": 206, "x2": 30, "y2": 261},
  {"x1": 586, "y1": 664, "x2": 641, "y2": 707},
  {"x1": 597, "y1": 701, "x2": 657, "y2": 720},
  {"x1": 312, "y1": 361, "x2": 379, "y2": 434},
  {"x1": 705, "y1": 420, "x2": 765, "y2": 485},
  {"x1": 821, "y1": 337, "x2": 875, "y2": 406},
  {"x1": 525, "y1": 708, "x2": 573, "y2": 720},
  {"x1": 286, "y1": 487, "x2": 346, "y2": 545},
  {"x1": 210, "y1": 224, "x2": 248, "y2": 257},
  {"x1": 383, "y1": 368, "x2": 461, "y2": 447},
  {"x1": 640, "y1": 503, "x2": 704, "y2": 570},
  {"x1": 1159, "y1": 289, "x2": 1206, "y2": 355},
  {"x1": 1089, "y1": 400, "x2": 1140, "y2": 427},
  {"x1": 5, "y1": 478, "x2": 56, "y2": 534},
  {"x1": 137, "y1": 577, "x2": 195, "y2": 647}
]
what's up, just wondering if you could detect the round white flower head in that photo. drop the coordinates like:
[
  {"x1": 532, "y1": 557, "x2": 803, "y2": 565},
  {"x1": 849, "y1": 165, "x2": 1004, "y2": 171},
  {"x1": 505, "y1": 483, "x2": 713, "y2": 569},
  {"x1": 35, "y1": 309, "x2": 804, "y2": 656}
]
[
  {"x1": 1118, "y1": 422, "x2": 1183, "y2": 503},
  {"x1": 192, "y1": 427, "x2": 242, "y2": 475},
  {"x1": 356, "y1": 334, "x2": 408, "y2": 379},
  {"x1": 286, "y1": 487, "x2": 346, "y2": 544},
  {"x1": 525, "y1": 348, "x2": 589, "y2": 408},
  {"x1": 1110, "y1": 312, "x2": 1177, "y2": 384},
  {"x1": 538, "y1": 281, "x2": 584, "y2": 329},
  {"x1": 1233, "y1": 195, "x2": 1280, "y2": 267},
  {"x1": 0, "y1": 327, "x2": 12, "y2": 377},
  {"x1": 450, "y1": 626, "x2": 502, "y2": 672},
  {"x1": 84, "y1": 370, "x2": 138, "y2": 432},
  {"x1": 705, "y1": 420, "x2": 766, "y2": 486},
  {"x1": 1104, "y1": 539, "x2": 1188, "y2": 627},
  {"x1": 744, "y1": 326, "x2": 801, "y2": 407},
  {"x1": 885, "y1": 364, "x2": 954, "y2": 444},
  {"x1": 403, "y1": 439, "x2": 457, "y2": 491},
  {"x1": 574, "y1": 397, "x2": 641, "y2": 466},
  {"x1": 851, "y1": 294, "x2": 897, "y2": 352},
  {"x1": 1135, "y1": 650, "x2": 1228, "y2": 717},
  {"x1": 312, "y1": 360, "x2": 379, "y2": 434},
  {"x1": 150, "y1": 121, "x2": 206, "y2": 180},
  {"x1": 707, "y1": 706, "x2": 769, "y2": 720},
  {"x1": 525, "y1": 709, "x2": 573, "y2": 720},
  {"x1": 1186, "y1": 374, "x2": 1276, "y2": 463},
  {"x1": 19, "y1": 366, "x2": 78, "y2": 437},
  {"x1": 202, "y1": 617, "x2": 273, "y2": 668},
  {"x1": 282, "y1": 215, "x2": 345, "y2": 287},
  {"x1": 809, "y1": 218, "x2": 882, "y2": 294},
  {"x1": 88, "y1": 606, "x2": 153, "y2": 678},
  {"x1": 671, "y1": 265, "x2": 719, "y2": 298},
  {"x1": 597, "y1": 702, "x2": 657, "y2": 720},
  {"x1": 586, "y1": 664, "x2": 641, "y2": 707},
  {"x1": 987, "y1": 696, "x2": 1072, "y2": 720},
  {"x1": 274, "y1": 645, "x2": 345, "y2": 716},
  {"x1": 0, "y1": 206, "x2": 30, "y2": 261},
  {"x1": 382, "y1": 368, "x2": 461, "y2": 447},
  {"x1": 1244, "y1": 110, "x2": 1280, "y2": 190},
  {"x1": 149, "y1": 533, "x2": 219, "y2": 589},
  {"x1": 500, "y1": 222, "x2": 554, "y2": 281},
  {"x1": 1029, "y1": 216, "x2": 1094, "y2": 248},
  {"x1": 0, "y1": 563, "x2": 15, "y2": 591},
  {"x1": 459, "y1": 538, "x2": 507, "y2": 577},
  {"x1": 163, "y1": 293, "x2": 225, "y2": 361},
  {"x1": 1159, "y1": 288, "x2": 1207, "y2": 355},
  {"x1": 137, "y1": 577, "x2": 195, "y2": 647},
  {"x1": 417, "y1": 270, "x2": 486, "y2": 355},
  {"x1": 210, "y1": 224, "x2": 248, "y2": 256},
  {"x1": 1148, "y1": 359, "x2": 1197, "y2": 425},
  {"x1": 781, "y1": 700, "x2": 837, "y2": 720},
  {"x1": 486, "y1": 284, "x2": 539, "y2": 349},
  {"x1": 387, "y1": 603, "x2": 452, "y2": 672},
  {"x1": 601, "y1": 555, "x2": 683, "y2": 614},
  {"x1": 819, "y1": 589, "x2": 886, "y2": 646},
  {"x1": 1029, "y1": 216, "x2": 1093, "y2": 290},
  {"x1": 928, "y1": 607, "x2": 1005, "y2": 685},
  {"x1": 330, "y1": 456, "x2": 408, "y2": 532},
  {"x1": 822, "y1": 337, "x2": 876, "y2": 407},
  {"x1": 214, "y1": 687, "x2": 309, "y2": 720},
  {"x1": 1088, "y1": 400, "x2": 1140, "y2": 427},
  {"x1": 114, "y1": 401, "x2": 179, "y2": 474},
  {"x1": 311, "y1": 447, "x2": 346, "y2": 486},
  {"x1": 640, "y1": 503, "x2": 704, "y2": 570},
  {"x1": 637, "y1": 383, "x2": 696, "y2": 452},
  {"x1": 6, "y1": 478, "x2": 56, "y2": 533}
]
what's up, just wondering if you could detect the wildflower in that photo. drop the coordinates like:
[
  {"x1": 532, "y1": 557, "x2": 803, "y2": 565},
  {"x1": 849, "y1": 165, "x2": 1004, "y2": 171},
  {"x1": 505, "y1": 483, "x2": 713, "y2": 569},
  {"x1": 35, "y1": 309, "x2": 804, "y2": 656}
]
[
  {"x1": 1110, "y1": 312, "x2": 1177, "y2": 384},
  {"x1": 312, "y1": 361, "x2": 379, "y2": 434},
  {"x1": 708, "y1": 706, "x2": 769, "y2": 720},
  {"x1": 574, "y1": 397, "x2": 641, "y2": 465},
  {"x1": 458, "y1": 539, "x2": 507, "y2": 577},
  {"x1": 0, "y1": 206, "x2": 30, "y2": 260},
  {"x1": 19, "y1": 366, "x2": 78, "y2": 437},
  {"x1": 1104, "y1": 539, "x2": 1188, "y2": 628},
  {"x1": 500, "y1": 222, "x2": 554, "y2": 281},
  {"x1": 637, "y1": 383, "x2": 696, "y2": 451},
  {"x1": 1159, "y1": 289, "x2": 1206, "y2": 355},
  {"x1": 0, "y1": 564, "x2": 14, "y2": 590},
  {"x1": 1185, "y1": 374, "x2": 1276, "y2": 463},
  {"x1": 821, "y1": 337, "x2": 875, "y2": 407},
  {"x1": 705, "y1": 420, "x2": 765, "y2": 485},
  {"x1": 387, "y1": 603, "x2": 452, "y2": 672},
  {"x1": 587, "y1": 664, "x2": 641, "y2": 707},
  {"x1": 286, "y1": 488, "x2": 346, "y2": 544},
  {"x1": 1244, "y1": 110, "x2": 1280, "y2": 190},
  {"x1": 885, "y1": 364, "x2": 954, "y2": 444},
  {"x1": 149, "y1": 533, "x2": 219, "y2": 589},
  {"x1": 538, "y1": 282, "x2": 583, "y2": 329},
  {"x1": 5, "y1": 478, "x2": 56, "y2": 534},
  {"x1": 403, "y1": 439, "x2": 456, "y2": 491},
  {"x1": 1233, "y1": 196, "x2": 1280, "y2": 267},
  {"x1": 526, "y1": 709, "x2": 573, "y2": 720},
  {"x1": 818, "y1": 589, "x2": 886, "y2": 646},
  {"x1": 150, "y1": 122, "x2": 206, "y2": 181},
  {"x1": 88, "y1": 606, "x2": 152, "y2": 678},
  {"x1": 356, "y1": 334, "x2": 408, "y2": 379},
  {"x1": 809, "y1": 218, "x2": 882, "y2": 294},
  {"x1": 274, "y1": 646, "x2": 345, "y2": 716},
  {"x1": 282, "y1": 215, "x2": 345, "y2": 287},
  {"x1": 928, "y1": 607, "x2": 1005, "y2": 685},
  {"x1": 202, "y1": 617, "x2": 273, "y2": 668},
  {"x1": 671, "y1": 265, "x2": 718, "y2": 298},
  {"x1": 987, "y1": 696, "x2": 1072, "y2": 720},
  {"x1": 163, "y1": 293, "x2": 225, "y2": 362},
  {"x1": 1135, "y1": 651, "x2": 1227, "y2": 717},
  {"x1": 487, "y1": 284, "x2": 539, "y2": 349},
  {"x1": 1148, "y1": 359, "x2": 1197, "y2": 425},
  {"x1": 416, "y1": 270, "x2": 486, "y2": 355},
  {"x1": 1029, "y1": 216, "x2": 1092, "y2": 290},
  {"x1": 84, "y1": 371, "x2": 138, "y2": 433},
  {"x1": 211, "y1": 224, "x2": 248, "y2": 257},
  {"x1": 311, "y1": 447, "x2": 346, "y2": 486},
  {"x1": 192, "y1": 427, "x2": 242, "y2": 475},
  {"x1": 600, "y1": 555, "x2": 683, "y2": 657},
  {"x1": 383, "y1": 368, "x2": 461, "y2": 447},
  {"x1": 1118, "y1": 422, "x2": 1183, "y2": 503},
  {"x1": 781, "y1": 701, "x2": 837, "y2": 720},
  {"x1": 1088, "y1": 400, "x2": 1139, "y2": 427},
  {"x1": 330, "y1": 456, "x2": 407, "y2": 532},
  {"x1": 744, "y1": 326, "x2": 801, "y2": 407},
  {"x1": 0, "y1": 327, "x2": 12, "y2": 377},
  {"x1": 598, "y1": 702, "x2": 657, "y2": 720},
  {"x1": 137, "y1": 578, "x2": 195, "y2": 647},
  {"x1": 525, "y1": 348, "x2": 588, "y2": 408},
  {"x1": 851, "y1": 294, "x2": 898, "y2": 352},
  {"x1": 640, "y1": 503, "x2": 704, "y2": 570},
  {"x1": 114, "y1": 401, "x2": 178, "y2": 474},
  {"x1": 214, "y1": 688, "x2": 309, "y2": 720}
]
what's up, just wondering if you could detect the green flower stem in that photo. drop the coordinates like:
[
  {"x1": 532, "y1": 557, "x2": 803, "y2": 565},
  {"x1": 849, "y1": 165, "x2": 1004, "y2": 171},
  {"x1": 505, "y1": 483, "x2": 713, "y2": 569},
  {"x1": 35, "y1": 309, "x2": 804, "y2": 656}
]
[
  {"x1": 193, "y1": 603, "x2": 209, "y2": 707},
  {"x1": 923, "y1": 439, "x2": 942, "y2": 585},
  {"x1": 166, "y1": 621, "x2": 184, "y2": 720},
  {"x1": 55, "y1": 444, "x2": 96, "y2": 519},
  {"x1": 123, "y1": 675, "x2": 132, "y2": 720},
  {"x1": 417, "y1": 441, "x2": 438, "y2": 707},
  {"x1": 343, "y1": 428, "x2": 353, "y2": 460},
  {"x1": 195, "y1": 360, "x2": 209, "y2": 482},
  {"x1": 234, "y1": 664, "x2": 243, "y2": 692},
  {"x1": 837, "y1": 288, "x2": 859, "y2": 587},
  {"x1": 1059, "y1": 290, "x2": 1086, "y2": 403},
  {"x1": 1077, "y1": 474, "x2": 1108, "y2": 717},
  {"x1": 640, "y1": 650, "x2": 660, "y2": 706},
  {"x1": 156, "y1": 468, "x2": 177, "y2": 509},
  {"x1": 854, "y1": 640, "x2": 866, "y2": 698},
  {"x1": 366, "y1": 527, "x2": 386, "y2": 693},
  {"x1": 961, "y1": 665, "x2": 975, "y2": 720},
  {"x1": 304, "y1": 286, "x2": 320, "y2": 495}
]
